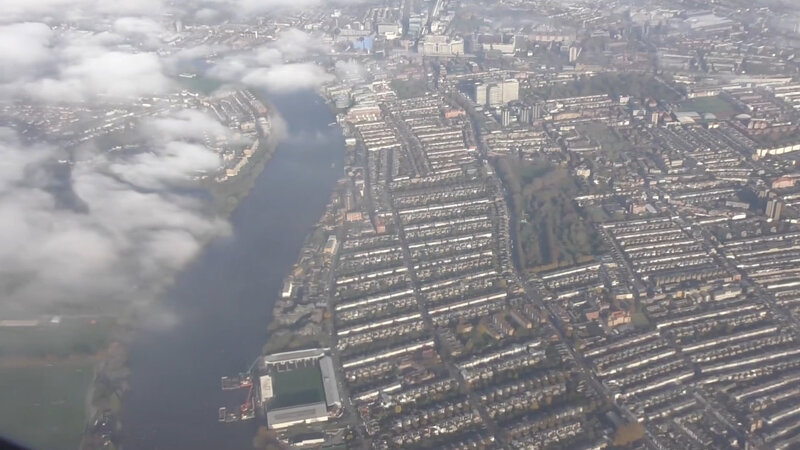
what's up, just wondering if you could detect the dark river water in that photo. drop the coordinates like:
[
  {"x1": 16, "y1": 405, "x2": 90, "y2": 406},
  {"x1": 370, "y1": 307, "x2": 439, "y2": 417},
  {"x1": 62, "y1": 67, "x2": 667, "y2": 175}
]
[{"x1": 123, "y1": 90, "x2": 345, "y2": 450}]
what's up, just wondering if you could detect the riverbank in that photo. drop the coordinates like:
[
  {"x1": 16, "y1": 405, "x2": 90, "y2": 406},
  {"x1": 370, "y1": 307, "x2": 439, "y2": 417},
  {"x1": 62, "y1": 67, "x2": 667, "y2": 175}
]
[
  {"x1": 120, "y1": 89, "x2": 346, "y2": 450},
  {"x1": 75, "y1": 90, "x2": 284, "y2": 450},
  {"x1": 208, "y1": 115, "x2": 282, "y2": 218}
]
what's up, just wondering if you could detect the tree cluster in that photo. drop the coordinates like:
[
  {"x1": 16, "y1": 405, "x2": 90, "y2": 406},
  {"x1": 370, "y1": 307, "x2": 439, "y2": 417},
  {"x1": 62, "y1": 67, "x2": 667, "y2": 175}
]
[{"x1": 497, "y1": 158, "x2": 603, "y2": 271}]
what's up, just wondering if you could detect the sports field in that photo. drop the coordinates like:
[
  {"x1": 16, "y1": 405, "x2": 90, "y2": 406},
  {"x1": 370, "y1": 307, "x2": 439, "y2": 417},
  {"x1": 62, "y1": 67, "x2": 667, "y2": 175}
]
[
  {"x1": 679, "y1": 96, "x2": 738, "y2": 116},
  {"x1": 270, "y1": 365, "x2": 325, "y2": 408}
]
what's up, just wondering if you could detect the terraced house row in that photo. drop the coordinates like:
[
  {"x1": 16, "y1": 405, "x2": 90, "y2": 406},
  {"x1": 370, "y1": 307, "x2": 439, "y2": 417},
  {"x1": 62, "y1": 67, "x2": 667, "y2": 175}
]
[{"x1": 329, "y1": 94, "x2": 614, "y2": 449}]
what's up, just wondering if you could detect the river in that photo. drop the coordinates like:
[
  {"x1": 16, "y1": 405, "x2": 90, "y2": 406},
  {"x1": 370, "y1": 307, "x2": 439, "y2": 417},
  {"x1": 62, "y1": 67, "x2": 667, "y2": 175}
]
[{"x1": 122, "y1": 90, "x2": 345, "y2": 450}]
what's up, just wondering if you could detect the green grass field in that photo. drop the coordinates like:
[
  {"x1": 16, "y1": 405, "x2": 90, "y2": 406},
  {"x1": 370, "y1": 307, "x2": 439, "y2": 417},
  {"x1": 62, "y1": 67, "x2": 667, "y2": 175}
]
[
  {"x1": 679, "y1": 96, "x2": 737, "y2": 116},
  {"x1": 631, "y1": 312, "x2": 651, "y2": 328},
  {"x1": 271, "y1": 365, "x2": 325, "y2": 409},
  {"x1": 0, "y1": 362, "x2": 94, "y2": 450},
  {"x1": 0, "y1": 318, "x2": 115, "y2": 358},
  {"x1": 0, "y1": 318, "x2": 116, "y2": 449},
  {"x1": 390, "y1": 79, "x2": 428, "y2": 100}
]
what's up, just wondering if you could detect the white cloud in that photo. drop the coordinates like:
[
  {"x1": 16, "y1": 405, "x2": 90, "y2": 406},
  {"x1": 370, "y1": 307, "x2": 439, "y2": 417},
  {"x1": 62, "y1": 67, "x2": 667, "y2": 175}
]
[
  {"x1": 335, "y1": 59, "x2": 366, "y2": 79},
  {"x1": 110, "y1": 141, "x2": 221, "y2": 190},
  {"x1": 113, "y1": 17, "x2": 169, "y2": 48},
  {"x1": 241, "y1": 63, "x2": 334, "y2": 91},
  {"x1": 0, "y1": 23, "x2": 54, "y2": 83},
  {"x1": 227, "y1": 0, "x2": 376, "y2": 16},
  {"x1": 2, "y1": 0, "x2": 378, "y2": 24},
  {"x1": 144, "y1": 109, "x2": 229, "y2": 140},
  {"x1": 0, "y1": 25, "x2": 173, "y2": 102},
  {"x1": 2, "y1": 0, "x2": 165, "y2": 24},
  {"x1": 26, "y1": 51, "x2": 172, "y2": 101},
  {"x1": 273, "y1": 28, "x2": 326, "y2": 60},
  {"x1": 0, "y1": 2, "x2": 369, "y2": 317},
  {"x1": 207, "y1": 55, "x2": 251, "y2": 81},
  {"x1": 0, "y1": 110, "x2": 230, "y2": 316},
  {"x1": 208, "y1": 28, "x2": 335, "y2": 92}
]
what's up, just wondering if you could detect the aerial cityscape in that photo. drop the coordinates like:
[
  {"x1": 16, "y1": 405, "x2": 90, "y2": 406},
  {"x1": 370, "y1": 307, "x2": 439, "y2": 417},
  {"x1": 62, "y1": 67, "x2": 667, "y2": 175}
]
[{"x1": 3, "y1": 0, "x2": 800, "y2": 449}]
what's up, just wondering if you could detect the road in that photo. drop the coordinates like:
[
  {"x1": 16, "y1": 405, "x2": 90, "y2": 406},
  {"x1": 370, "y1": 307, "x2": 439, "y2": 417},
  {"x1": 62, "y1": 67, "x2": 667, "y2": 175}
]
[
  {"x1": 454, "y1": 91, "x2": 666, "y2": 449},
  {"x1": 389, "y1": 191, "x2": 505, "y2": 445},
  {"x1": 324, "y1": 248, "x2": 363, "y2": 443},
  {"x1": 513, "y1": 272, "x2": 667, "y2": 450}
]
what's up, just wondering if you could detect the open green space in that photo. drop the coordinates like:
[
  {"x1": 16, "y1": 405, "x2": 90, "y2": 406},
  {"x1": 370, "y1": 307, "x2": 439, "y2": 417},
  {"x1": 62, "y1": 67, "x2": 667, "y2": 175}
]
[
  {"x1": 529, "y1": 73, "x2": 684, "y2": 101},
  {"x1": 497, "y1": 158, "x2": 604, "y2": 272},
  {"x1": 271, "y1": 365, "x2": 325, "y2": 408},
  {"x1": 579, "y1": 123, "x2": 631, "y2": 161},
  {"x1": 631, "y1": 312, "x2": 651, "y2": 329},
  {"x1": 390, "y1": 79, "x2": 428, "y2": 100},
  {"x1": 678, "y1": 96, "x2": 737, "y2": 116},
  {"x1": 0, "y1": 362, "x2": 94, "y2": 450},
  {"x1": 0, "y1": 318, "x2": 115, "y2": 359}
]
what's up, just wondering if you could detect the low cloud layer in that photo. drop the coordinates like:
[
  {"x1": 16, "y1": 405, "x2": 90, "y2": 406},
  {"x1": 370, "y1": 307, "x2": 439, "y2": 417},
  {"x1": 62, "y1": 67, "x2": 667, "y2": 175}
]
[
  {"x1": 0, "y1": 0, "x2": 357, "y2": 317},
  {"x1": 207, "y1": 28, "x2": 335, "y2": 92},
  {"x1": 239, "y1": 62, "x2": 335, "y2": 91},
  {"x1": 0, "y1": 24, "x2": 174, "y2": 102},
  {"x1": 1, "y1": 19, "x2": 337, "y2": 101},
  {"x1": 0, "y1": 112, "x2": 230, "y2": 316},
  {"x1": 335, "y1": 59, "x2": 367, "y2": 80},
  {"x1": 2, "y1": 0, "x2": 376, "y2": 25}
]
